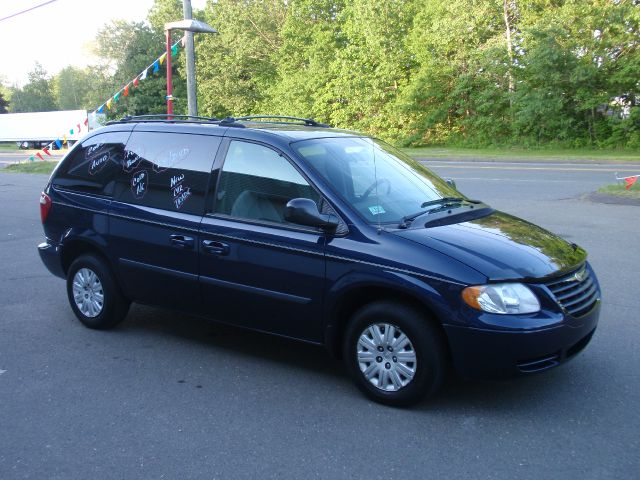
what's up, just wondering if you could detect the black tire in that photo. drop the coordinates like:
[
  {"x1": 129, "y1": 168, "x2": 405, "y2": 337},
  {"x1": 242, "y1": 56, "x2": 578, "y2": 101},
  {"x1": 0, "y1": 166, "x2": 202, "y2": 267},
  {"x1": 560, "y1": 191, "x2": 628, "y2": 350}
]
[
  {"x1": 343, "y1": 301, "x2": 446, "y2": 407},
  {"x1": 66, "y1": 254, "x2": 129, "y2": 330}
]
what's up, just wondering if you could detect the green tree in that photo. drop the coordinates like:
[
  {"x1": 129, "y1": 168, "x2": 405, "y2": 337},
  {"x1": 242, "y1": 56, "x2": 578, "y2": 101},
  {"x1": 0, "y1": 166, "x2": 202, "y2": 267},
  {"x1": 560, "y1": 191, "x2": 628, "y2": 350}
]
[
  {"x1": 264, "y1": 0, "x2": 346, "y2": 121},
  {"x1": 0, "y1": 92, "x2": 8, "y2": 113},
  {"x1": 9, "y1": 63, "x2": 58, "y2": 112},
  {"x1": 196, "y1": 0, "x2": 286, "y2": 117}
]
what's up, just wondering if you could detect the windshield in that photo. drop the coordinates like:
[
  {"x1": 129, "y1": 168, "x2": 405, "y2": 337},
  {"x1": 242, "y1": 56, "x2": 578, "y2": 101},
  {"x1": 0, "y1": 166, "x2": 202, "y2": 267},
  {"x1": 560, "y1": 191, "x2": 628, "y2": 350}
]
[{"x1": 293, "y1": 137, "x2": 462, "y2": 224}]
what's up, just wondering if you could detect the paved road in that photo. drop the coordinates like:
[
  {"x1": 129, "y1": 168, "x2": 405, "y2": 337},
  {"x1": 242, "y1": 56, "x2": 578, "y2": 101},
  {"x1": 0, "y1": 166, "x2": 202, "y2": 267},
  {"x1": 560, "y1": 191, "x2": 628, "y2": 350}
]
[
  {"x1": 0, "y1": 151, "x2": 64, "y2": 168},
  {"x1": 0, "y1": 163, "x2": 639, "y2": 479}
]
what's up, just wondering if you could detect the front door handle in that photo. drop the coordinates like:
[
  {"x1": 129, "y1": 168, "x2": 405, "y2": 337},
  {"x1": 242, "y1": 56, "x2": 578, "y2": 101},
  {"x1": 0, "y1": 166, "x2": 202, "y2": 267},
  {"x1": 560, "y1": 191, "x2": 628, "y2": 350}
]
[
  {"x1": 202, "y1": 240, "x2": 230, "y2": 255},
  {"x1": 170, "y1": 234, "x2": 194, "y2": 249}
]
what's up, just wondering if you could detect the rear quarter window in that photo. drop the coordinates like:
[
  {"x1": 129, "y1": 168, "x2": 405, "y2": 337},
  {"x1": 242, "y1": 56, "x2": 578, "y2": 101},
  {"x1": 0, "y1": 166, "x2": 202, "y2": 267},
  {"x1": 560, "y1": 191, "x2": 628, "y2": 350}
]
[{"x1": 51, "y1": 131, "x2": 130, "y2": 196}]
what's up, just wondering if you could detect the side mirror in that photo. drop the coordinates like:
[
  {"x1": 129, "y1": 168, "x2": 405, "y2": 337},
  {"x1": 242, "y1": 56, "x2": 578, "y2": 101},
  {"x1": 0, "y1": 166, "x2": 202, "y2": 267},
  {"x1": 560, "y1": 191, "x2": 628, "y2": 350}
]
[
  {"x1": 445, "y1": 178, "x2": 457, "y2": 189},
  {"x1": 285, "y1": 198, "x2": 339, "y2": 231}
]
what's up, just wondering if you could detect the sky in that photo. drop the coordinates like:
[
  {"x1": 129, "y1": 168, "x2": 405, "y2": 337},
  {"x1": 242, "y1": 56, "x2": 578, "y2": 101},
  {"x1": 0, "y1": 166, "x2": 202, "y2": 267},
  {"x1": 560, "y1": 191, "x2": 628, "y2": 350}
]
[{"x1": 0, "y1": 0, "x2": 207, "y2": 87}]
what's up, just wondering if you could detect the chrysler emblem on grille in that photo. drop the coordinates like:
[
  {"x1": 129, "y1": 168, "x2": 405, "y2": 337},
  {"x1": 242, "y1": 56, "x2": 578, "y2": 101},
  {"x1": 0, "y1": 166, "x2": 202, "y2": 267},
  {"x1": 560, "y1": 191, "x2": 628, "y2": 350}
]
[{"x1": 573, "y1": 269, "x2": 587, "y2": 282}]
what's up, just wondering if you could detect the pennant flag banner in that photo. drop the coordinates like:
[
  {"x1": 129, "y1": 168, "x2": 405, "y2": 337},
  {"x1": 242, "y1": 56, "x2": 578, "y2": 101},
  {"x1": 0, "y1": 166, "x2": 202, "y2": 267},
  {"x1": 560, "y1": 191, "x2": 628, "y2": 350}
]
[
  {"x1": 614, "y1": 173, "x2": 639, "y2": 190},
  {"x1": 22, "y1": 37, "x2": 184, "y2": 164}
]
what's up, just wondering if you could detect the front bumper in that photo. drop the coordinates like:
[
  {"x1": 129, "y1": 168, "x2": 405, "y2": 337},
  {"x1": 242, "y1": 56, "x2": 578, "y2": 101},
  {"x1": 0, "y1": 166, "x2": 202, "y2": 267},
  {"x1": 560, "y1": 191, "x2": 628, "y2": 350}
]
[
  {"x1": 38, "y1": 240, "x2": 66, "y2": 279},
  {"x1": 444, "y1": 300, "x2": 600, "y2": 379}
]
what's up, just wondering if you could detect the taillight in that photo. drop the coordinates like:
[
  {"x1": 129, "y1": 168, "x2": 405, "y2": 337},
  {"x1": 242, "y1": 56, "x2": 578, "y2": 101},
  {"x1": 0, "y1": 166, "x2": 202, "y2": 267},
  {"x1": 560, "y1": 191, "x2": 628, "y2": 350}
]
[{"x1": 40, "y1": 192, "x2": 52, "y2": 223}]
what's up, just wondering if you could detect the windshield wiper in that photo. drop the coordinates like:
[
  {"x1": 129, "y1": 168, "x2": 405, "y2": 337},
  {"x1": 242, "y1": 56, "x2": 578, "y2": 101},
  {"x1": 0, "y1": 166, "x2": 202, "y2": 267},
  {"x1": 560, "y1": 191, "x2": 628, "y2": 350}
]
[
  {"x1": 420, "y1": 197, "x2": 465, "y2": 208},
  {"x1": 398, "y1": 197, "x2": 467, "y2": 228}
]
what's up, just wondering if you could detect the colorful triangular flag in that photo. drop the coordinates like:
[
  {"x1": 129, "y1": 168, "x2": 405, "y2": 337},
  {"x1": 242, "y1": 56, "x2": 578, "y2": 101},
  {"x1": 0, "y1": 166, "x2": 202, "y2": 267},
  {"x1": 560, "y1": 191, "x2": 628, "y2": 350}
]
[
  {"x1": 43, "y1": 147, "x2": 51, "y2": 156},
  {"x1": 113, "y1": 92, "x2": 120, "y2": 102},
  {"x1": 124, "y1": 84, "x2": 129, "y2": 97},
  {"x1": 77, "y1": 123, "x2": 81, "y2": 133},
  {"x1": 84, "y1": 118, "x2": 88, "y2": 126},
  {"x1": 36, "y1": 152, "x2": 43, "y2": 160},
  {"x1": 106, "y1": 98, "x2": 112, "y2": 110},
  {"x1": 97, "y1": 104, "x2": 104, "y2": 114},
  {"x1": 152, "y1": 60, "x2": 160, "y2": 74},
  {"x1": 140, "y1": 68, "x2": 148, "y2": 81},
  {"x1": 63, "y1": 134, "x2": 67, "y2": 145},
  {"x1": 625, "y1": 176, "x2": 638, "y2": 190},
  {"x1": 171, "y1": 44, "x2": 178, "y2": 57},
  {"x1": 29, "y1": 155, "x2": 35, "y2": 162},
  {"x1": 70, "y1": 128, "x2": 74, "y2": 135},
  {"x1": 159, "y1": 53, "x2": 167, "y2": 65},
  {"x1": 55, "y1": 139, "x2": 62, "y2": 149},
  {"x1": 133, "y1": 76, "x2": 140, "y2": 87}
]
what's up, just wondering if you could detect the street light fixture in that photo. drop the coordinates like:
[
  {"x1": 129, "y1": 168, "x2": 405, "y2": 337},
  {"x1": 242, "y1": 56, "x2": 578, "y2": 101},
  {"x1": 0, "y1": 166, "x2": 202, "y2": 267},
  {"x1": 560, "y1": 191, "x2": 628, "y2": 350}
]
[{"x1": 164, "y1": 19, "x2": 217, "y2": 117}]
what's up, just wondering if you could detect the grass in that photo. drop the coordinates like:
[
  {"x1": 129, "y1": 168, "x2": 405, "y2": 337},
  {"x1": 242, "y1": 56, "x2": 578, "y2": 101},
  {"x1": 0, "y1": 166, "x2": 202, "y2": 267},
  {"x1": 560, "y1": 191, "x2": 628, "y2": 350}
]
[
  {"x1": 0, "y1": 142, "x2": 20, "y2": 151},
  {"x1": 402, "y1": 146, "x2": 640, "y2": 162},
  {"x1": 4, "y1": 161, "x2": 58, "y2": 174},
  {"x1": 597, "y1": 183, "x2": 640, "y2": 199}
]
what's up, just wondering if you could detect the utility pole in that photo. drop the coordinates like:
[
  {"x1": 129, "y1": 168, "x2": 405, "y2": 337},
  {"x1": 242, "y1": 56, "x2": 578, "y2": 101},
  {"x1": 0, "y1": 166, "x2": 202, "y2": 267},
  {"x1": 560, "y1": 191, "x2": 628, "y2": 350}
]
[{"x1": 183, "y1": 0, "x2": 197, "y2": 117}]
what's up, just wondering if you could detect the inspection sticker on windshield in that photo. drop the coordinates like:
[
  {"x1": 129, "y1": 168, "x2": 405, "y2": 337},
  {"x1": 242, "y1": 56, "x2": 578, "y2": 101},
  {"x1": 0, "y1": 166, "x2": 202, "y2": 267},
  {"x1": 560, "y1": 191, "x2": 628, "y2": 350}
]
[{"x1": 368, "y1": 205, "x2": 386, "y2": 215}]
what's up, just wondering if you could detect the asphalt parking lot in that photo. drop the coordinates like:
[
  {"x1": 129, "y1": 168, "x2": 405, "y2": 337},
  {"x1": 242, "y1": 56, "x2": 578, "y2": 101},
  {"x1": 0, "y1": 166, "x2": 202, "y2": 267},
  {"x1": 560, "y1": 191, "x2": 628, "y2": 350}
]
[{"x1": 0, "y1": 161, "x2": 639, "y2": 479}]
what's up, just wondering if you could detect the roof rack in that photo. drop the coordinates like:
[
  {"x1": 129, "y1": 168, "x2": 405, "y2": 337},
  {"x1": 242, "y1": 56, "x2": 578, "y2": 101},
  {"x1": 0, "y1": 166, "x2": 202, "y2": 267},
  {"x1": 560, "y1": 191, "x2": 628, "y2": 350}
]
[
  {"x1": 105, "y1": 114, "x2": 330, "y2": 129},
  {"x1": 106, "y1": 114, "x2": 246, "y2": 128},
  {"x1": 232, "y1": 116, "x2": 332, "y2": 128},
  {"x1": 108, "y1": 114, "x2": 219, "y2": 124}
]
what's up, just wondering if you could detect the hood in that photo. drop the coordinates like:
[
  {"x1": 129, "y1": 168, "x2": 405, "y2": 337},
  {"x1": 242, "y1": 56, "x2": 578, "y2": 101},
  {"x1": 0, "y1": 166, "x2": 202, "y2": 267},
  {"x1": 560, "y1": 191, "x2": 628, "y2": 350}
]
[{"x1": 393, "y1": 211, "x2": 586, "y2": 281}]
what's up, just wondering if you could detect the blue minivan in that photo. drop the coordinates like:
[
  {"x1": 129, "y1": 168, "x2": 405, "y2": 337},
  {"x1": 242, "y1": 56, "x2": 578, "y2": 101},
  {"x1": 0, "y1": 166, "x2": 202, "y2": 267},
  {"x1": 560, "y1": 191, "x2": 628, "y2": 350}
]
[{"x1": 38, "y1": 116, "x2": 601, "y2": 406}]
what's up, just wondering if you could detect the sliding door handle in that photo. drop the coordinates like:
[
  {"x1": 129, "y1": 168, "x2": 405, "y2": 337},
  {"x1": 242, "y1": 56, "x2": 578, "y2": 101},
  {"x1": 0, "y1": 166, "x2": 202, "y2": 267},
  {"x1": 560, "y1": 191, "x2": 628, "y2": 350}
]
[{"x1": 202, "y1": 240, "x2": 230, "y2": 255}]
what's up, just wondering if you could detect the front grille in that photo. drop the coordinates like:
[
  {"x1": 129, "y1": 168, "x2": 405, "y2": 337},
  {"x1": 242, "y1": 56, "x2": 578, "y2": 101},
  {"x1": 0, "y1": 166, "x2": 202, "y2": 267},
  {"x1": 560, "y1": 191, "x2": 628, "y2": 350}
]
[{"x1": 544, "y1": 264, "x2": 599, "y2": 317}]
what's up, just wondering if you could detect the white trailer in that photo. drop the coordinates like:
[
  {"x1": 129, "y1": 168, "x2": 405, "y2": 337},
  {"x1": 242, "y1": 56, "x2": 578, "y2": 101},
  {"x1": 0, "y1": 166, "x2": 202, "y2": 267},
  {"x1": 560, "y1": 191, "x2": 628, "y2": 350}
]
[{"x1": 0, "y1": 110, "x2": 98, "y2": 149}]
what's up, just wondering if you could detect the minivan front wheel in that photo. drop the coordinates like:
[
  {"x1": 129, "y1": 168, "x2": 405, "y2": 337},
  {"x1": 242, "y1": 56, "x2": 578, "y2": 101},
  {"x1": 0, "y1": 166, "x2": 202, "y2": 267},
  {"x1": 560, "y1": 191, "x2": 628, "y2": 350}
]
[
  {"x1": 344, "y1": 302, "x2": 446, "y2": 407},
  {"x1": 66, "y1": 254, "x2": 129, "y2": 329}
]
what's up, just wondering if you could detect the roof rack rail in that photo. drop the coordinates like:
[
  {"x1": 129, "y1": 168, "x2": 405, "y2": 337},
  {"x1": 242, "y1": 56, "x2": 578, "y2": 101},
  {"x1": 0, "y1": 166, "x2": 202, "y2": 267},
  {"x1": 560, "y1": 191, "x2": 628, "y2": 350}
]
[
  {"x1": 232, "y1": 116, "x2": 332, "y2": 128},
  {"x1": 108, "y1": 114, "x2": 220, "y2": 124},
  {"x1": 106, "y1": 114, "x2": 247, "y2": 128}
]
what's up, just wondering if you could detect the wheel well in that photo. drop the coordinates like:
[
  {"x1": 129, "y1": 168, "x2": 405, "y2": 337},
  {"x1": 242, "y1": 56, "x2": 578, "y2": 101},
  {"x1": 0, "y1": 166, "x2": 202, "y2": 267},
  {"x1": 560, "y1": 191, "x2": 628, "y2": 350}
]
[
  {"x1": 60, "y1": 240, "x2": 111, "y2": 276},
  {"x1": 326, "y1": 287, "x2": 451, "y2": 361}
]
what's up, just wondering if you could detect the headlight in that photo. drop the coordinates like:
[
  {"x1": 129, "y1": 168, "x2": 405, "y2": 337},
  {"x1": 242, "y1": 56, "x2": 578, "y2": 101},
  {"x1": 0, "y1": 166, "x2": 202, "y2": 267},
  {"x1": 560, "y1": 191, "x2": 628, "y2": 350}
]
[{"x1": 462, "y1": 283, "x2": 540, "y2": 314}]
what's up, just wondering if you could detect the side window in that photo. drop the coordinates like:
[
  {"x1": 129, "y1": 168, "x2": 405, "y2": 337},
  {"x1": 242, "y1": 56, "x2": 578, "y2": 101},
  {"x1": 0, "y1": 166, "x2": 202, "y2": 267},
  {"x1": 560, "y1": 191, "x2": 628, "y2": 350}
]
[
  {"x1": 214, "y1": 140, "x2": 320, "y2": 225},
  {"x1": 52, "y1": 132, "x2": 128, "y2": 196},
  {"x1": 113, "y1": 132, "x2": 221, "y2": 216}
]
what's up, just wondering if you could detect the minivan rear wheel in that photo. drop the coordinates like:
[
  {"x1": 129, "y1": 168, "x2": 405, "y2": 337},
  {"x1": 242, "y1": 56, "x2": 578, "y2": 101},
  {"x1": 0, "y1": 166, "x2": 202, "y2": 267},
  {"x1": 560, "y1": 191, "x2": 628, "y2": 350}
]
[
  {"x1": 343, "y1": 301, "x2": 446, "y2": 407},
  {"x1": 66, "y1": 254, "x2": 129, "y2": 329}
]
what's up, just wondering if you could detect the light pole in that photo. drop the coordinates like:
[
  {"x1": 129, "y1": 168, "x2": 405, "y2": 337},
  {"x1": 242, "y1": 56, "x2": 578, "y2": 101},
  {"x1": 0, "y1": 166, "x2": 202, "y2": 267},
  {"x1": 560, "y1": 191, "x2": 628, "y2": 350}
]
[{"x1": 164, "y1": 19, "x2": 217, "y2": 117}]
